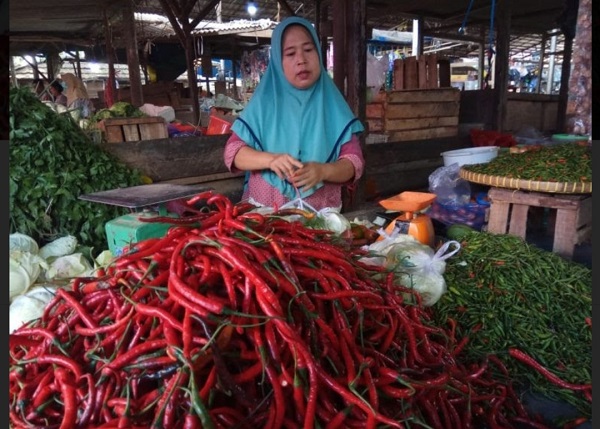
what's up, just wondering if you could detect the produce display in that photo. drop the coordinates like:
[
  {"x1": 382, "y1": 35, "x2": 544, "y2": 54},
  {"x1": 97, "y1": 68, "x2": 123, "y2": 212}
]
[
  {"x1": 435, "y1": 230, "x2": 592, "y2": 419},
  {"x1": 9, "y1": 87, "x2": 145, "y2": 252},
  {"x1": 9, "y1": 191, "x2": 577, "y2": 429},
  {"x1": 461, "y1": 143, "x2": 592, "y2": 184}
]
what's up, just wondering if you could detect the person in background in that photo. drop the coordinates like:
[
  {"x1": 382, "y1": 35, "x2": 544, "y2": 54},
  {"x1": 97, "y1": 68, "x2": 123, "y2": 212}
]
[
  {"x1": 48, "y1": 80, "x2": 68, "y2": 106},
  {"x1": 223, "y1": 16, "x2": 365, "y2": 211},
  {"x1": 32, "y1": 78, "x2": 51, "y2": 101},
  {"x1": 60, "y1": 73, "x2": 95, "y2": 118}
]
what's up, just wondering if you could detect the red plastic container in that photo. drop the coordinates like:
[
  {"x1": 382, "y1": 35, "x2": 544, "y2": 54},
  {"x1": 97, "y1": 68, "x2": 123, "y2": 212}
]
[{"x1": 206, "y1": 115, "x2": 232, "y2": 135}]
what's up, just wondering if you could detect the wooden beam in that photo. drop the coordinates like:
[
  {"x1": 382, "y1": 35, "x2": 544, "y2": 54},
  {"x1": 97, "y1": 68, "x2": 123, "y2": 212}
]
[
  {"x1": 103, "y1": 9, "x2": 117, "y2": 107},
  {"x1": 190, "y1": 0, "x2": 222, "y2": 29},
  {"x1": 276, "y1": 0, "x2": 296, "y2": 16},
  {"x1": 122, "y1": 2, "x2": 143, "y2": 107},
  {"x1": 494, "y1": 0, "x2": 510, "y2": 131},
  {"x1": 331, "y1": 0, "x2": 345, "y2": 93},
  {"x1": 343, "y1": 0, "x2": 366, "y2": 212}
]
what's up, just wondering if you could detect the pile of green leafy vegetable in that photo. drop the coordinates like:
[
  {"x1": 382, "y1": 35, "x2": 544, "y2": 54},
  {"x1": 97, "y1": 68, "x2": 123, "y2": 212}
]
[
  {"x1": 433, "y1": 231, "x2": 592, "y2": 419},
  {"x1": 9, "y1": 86, "x2": 145, "y2": 253},
  {"x1": 90, "y1": 101, "x2": 146, "y2": 122},
  {"x1": 462, "y1": 143, "x2": 591, "y2": 183}
]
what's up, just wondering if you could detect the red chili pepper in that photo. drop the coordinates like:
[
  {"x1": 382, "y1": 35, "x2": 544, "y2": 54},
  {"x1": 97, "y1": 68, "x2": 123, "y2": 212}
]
[
  {"x1": 509, "y1": 348, "x2": 592, "y2": 392},
  {"x1": 55, "y1": 367, "x2": 78, "y2": 429},
  {"x1": 104, "y1": 339, "x2": 168, "y2": 371},
  {"x1": 56, "y1": 288, "x2": 98, "y2": 330}
]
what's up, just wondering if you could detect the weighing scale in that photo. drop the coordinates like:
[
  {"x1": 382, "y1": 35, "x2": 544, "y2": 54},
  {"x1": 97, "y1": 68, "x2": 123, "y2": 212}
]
[
  {"x1": 374, "y1": 191, "x2": 437, "y2": 248},
  {"x1": 79, "y1": 183, "x2": 211, "y2": 256}
]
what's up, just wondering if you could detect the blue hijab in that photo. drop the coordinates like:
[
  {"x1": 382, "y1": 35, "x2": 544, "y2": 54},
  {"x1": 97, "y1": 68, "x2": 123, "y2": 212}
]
[{"x1": 231, "y1": 16, "x2": 364, "y2": 199}]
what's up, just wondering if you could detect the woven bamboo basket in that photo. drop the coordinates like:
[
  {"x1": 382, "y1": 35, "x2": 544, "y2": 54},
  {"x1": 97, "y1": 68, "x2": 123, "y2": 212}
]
[{"x1": 459, "y1": 169, "x2": 592, "y2": 194}]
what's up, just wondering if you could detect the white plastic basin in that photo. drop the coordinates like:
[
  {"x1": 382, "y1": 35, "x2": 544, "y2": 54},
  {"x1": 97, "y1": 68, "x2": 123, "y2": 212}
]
[{"x1": 441, "y1": 146, "x2": 499, "y2": 167}]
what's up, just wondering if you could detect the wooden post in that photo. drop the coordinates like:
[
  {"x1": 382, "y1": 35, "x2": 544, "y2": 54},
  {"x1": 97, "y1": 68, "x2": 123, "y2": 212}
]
[
  {"x1": 565, "y1": 0, "x2": 591, "y2": 135},
  {"x1": 74, "y1": 50, "x2": 82, "y2": 80},
  {"x1": 103, "y1": 10, "x2": 117, "y2": 107},
  {"x1": 342, "y1": 0, "x2": 367, "y2": 212},
  {"x1": 478, "y1": 27, "x2": 485, "y2": 90},
  {"x1": 493, "y1": 0, "x2": 510, "y2": 131},
  {"x1": 122, "y1": 2, "x2": 143, "y2": 107},
  {"x1": 331, "y1": 0, "x2": 346, "y2": 93},
  {"x1": 535, "y1": 33, "x2": 547, "y2": 94},
  {"x1": 556, "y1": 35, "x2": 573, "y2": 132}
]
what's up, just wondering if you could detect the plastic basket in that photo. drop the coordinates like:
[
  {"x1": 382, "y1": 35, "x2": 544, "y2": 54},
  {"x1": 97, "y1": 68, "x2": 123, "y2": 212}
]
[{"x1": 206, "y1": 115, "x2": 232, "y2": 135}]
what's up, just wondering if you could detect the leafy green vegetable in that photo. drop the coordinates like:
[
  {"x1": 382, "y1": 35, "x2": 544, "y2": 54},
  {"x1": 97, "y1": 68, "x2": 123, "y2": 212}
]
[{"x1": 9, "y1": 87, "x2": 145, "y2": 253}]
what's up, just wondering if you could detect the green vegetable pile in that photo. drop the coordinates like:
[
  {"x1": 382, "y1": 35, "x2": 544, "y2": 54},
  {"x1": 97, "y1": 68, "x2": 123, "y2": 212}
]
[
  {"x1": 9, "y1": 87, "x2": 145, "y2": 253},
  {"x1": 90, "y1": 101, "x2": 146, "y2": 122},
  {"x1": 462, "y1": 143, "x2": 592, "y2": 183},
  {"x1": 433, "y1": 231, "x2": 592, "y2": 418}
]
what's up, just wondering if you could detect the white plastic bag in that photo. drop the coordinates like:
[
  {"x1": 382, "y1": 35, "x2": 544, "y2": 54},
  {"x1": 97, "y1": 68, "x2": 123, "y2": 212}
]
[
  {"x1": 385, "y1": 239, "x2": 461, "y2": 306},
  {"x1": 366, "y1": 51, "x2": 389, "y2": 91}
]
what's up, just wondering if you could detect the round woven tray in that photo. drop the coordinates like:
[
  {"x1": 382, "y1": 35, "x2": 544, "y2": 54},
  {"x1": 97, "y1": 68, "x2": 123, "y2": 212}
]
[{"x1": 459, "y1": 168, "x2": 593, "y2": 194}]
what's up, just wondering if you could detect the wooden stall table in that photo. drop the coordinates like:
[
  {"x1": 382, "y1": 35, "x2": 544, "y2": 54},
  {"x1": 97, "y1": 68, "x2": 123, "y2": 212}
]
[{"x1": 460, "y1": 170, "x2": 592, "y2": 261}]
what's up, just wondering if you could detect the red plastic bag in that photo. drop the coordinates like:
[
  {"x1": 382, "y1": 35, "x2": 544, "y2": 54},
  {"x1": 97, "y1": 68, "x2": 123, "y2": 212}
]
[{"x1": 470, "y1": 129, "x2": 516, "y2": 147}]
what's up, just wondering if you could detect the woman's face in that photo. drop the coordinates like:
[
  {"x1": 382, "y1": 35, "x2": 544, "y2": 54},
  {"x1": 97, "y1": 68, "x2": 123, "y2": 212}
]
[{"x1": 281, "y1": 25, "x2": 321, "y2": 89}]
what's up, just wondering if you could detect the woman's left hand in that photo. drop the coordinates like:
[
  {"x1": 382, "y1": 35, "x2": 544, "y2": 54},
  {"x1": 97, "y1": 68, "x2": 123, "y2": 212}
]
[{"x1": 290, "y1": 162, "x2": 325, "y2": 192}]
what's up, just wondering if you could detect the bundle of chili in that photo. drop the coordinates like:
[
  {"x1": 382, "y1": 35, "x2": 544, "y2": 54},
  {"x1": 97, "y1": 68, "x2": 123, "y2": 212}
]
[{"x1": 10, "y1": 191, "x2": 554, "y2": 428}]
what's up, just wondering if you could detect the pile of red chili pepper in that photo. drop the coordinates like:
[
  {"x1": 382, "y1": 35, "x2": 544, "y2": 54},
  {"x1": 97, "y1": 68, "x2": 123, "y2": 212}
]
[{"x1": 10, "y1": 191, "x2": 552, "y2": 429}]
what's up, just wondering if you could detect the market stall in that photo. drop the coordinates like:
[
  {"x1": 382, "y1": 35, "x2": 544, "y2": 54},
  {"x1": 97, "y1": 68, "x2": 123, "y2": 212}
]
[{"x1": 8, "y1": 0, "x2": 593, "y2": 427}]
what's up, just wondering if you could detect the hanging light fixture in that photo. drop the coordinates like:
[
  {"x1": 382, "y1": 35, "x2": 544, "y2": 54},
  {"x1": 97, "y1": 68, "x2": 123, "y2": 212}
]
[{"x1": 247, "y1": 2, "x2": 257, "y2": 17}]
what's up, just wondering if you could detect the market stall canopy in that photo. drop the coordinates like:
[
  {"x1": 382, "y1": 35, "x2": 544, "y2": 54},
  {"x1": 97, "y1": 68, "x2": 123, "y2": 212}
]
[{"x1": 10, "y1": 0, "x2": 573, "y2": 59}]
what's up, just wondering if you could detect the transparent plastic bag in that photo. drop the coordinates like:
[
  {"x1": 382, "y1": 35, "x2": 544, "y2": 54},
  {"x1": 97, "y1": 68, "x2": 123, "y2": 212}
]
[{"x1": 428, "y1": 164, "x2": 471, "y2": 207}]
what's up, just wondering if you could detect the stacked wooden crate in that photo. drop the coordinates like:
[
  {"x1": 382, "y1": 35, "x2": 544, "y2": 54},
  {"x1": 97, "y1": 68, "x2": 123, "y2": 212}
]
[
  {"x1": 366, "y1": 87, "x2": 461, "y2": 142},
  {"x1": 98, "y1": 117, "x2": 169, "y2": 143},
  {"x1": 392, "y1": 54, "x2": 450, "y2": 90}
]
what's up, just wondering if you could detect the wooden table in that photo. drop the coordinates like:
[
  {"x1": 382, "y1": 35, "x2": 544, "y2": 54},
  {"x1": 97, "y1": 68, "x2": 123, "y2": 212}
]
[{"x1": 486, "y1": 187, "x2": 592, "y2": 260}]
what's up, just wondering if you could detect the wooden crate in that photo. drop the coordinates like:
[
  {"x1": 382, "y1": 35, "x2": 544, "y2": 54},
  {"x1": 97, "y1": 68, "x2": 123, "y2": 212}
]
[
  {"x1": 99, "y1": 117, "x2": 169, "y2": 143},
  {"x1": 365, "y1": 87, "x2": 460, "y2": 141},
  {"x1": 392, "y1": 54, "x2": 451, "y2": 90},
  {"x1": 487, "y1": 187, "x2": 592, "y2": 260}
]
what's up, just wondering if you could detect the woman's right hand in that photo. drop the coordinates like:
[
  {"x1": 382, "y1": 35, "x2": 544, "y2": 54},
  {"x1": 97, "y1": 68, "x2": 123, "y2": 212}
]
[{"x1": 268, "y1": 153, "x2": 304, "y2": 181}]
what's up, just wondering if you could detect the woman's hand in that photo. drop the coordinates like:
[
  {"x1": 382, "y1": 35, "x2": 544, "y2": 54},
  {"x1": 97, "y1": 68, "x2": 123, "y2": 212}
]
[
  {"x1": 291, "y1": 159, "x2": 356, "y2": 192},
  {"x1": 268, "y1": 154, "x2": 304, "y2": 181},
  {"x1": 290, "y1": 162, "x2": 326, "y2": 192}
]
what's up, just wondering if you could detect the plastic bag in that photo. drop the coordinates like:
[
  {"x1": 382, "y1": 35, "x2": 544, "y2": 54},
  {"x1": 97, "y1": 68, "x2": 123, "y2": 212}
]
[
  {"x1": 385, "y1": 239, "x2": 461, "y2": 306},
  {"x1": 366, "y1": 51, "x2": 389, "y2": 92},
  {"x1": 428, "y1": 163, "x2": 471, "y2": 206}
]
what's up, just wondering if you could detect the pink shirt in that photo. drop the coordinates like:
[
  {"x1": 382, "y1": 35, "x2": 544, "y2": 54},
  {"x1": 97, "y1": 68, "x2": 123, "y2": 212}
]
[{"x1": 224, "y1": 132, "x2": 365, "y2": 210}]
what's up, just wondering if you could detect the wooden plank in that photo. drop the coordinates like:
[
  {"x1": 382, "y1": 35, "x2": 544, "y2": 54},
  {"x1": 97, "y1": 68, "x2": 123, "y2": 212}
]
[
  {"x1": 404, "y1": 57, "x2": 418, "y2": 89},
  {"x1": 366, "y1": 103, "x2": 384, "y2": 118},
  {"x1": 101, "y1": 135, "x2": 231, "y2": 182},
  {"x1": 488, "y1": 188, "x2": 589, "y2": 210},
  {"x1": 386, "y1": 88, "x2": 460, "y2": 103},
  {"x1": 122, "y1": 124, "x2": 141, "y2": 142},
  {"x1": 507, "y1": 204, "x2": 529, "y2": 238},
  {"x1": 487, "y1": 201, "x2": 511, "y2": 234},
  {"x1": 426, "y1": 54, "x2": 438, "y2": 89},
  {"x1": 387, "y1": 126, "x2": 458, "y2": 141},
  {"x1": 576, "y1": 195, "x2": 592, "y2": 229},
  {"x1": 105, "y1": 126, "x2": 124, "y2": 143},
  {"x1": 418, "y1": 56, "x2": 428, "y2": 89},
  {"x1": 393, "y1": 58, "x2": 404, "y2": 90},
  {"x1": 553, "y1": 208, "x2": 578, "y2": 259},
  {"x1": 366, "y1": 119, "x2": 384, "y2": 132},
  {"x1": 438, "y1": 58, "x2": 451, "y2": 87},
  {"x1": 370, "y1": 91, "x2": 386, "y2": 103},
  {"x1": 102, "y1": 117, "x2": 166, "y2": 126},
  {"x1": 139, "y1": 123, "x2": 168, "y2": 140},
  {"x1": 384, "y1": 116, "x2": 458, "y2": 131},
  {"x1": 161, "y1": 171, "x2": 244, "y2": 185},
  {"x1": 385, "y1": 102, "x2": 460, "y2": 119}
]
